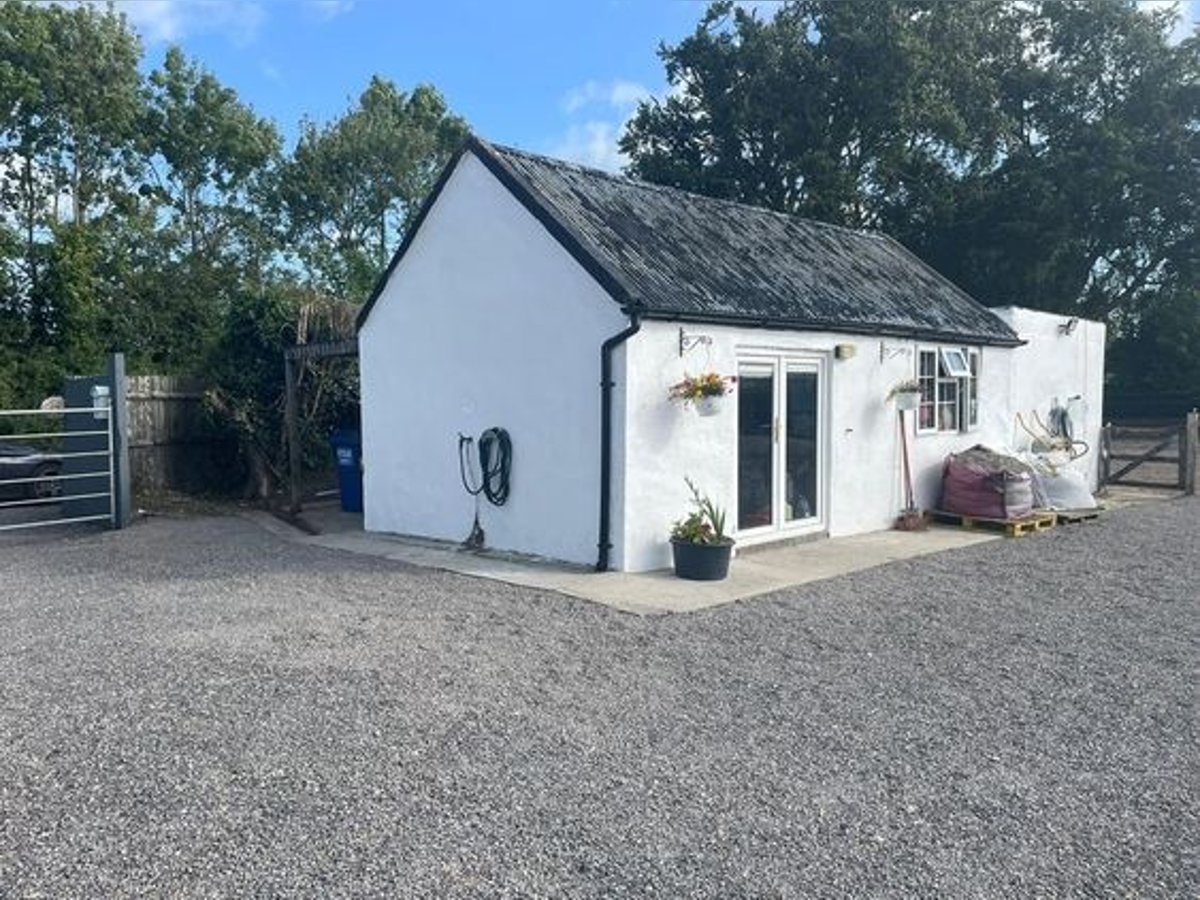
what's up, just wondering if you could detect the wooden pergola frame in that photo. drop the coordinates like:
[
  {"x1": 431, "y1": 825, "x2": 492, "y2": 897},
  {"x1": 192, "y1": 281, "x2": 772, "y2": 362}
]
[{"x1": 283, "y1": 338, "x2": 359, "y2": 513}]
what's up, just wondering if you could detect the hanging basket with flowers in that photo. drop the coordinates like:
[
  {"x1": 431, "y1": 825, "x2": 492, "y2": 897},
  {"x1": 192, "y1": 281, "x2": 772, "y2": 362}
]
[
  {"x1": 668, "y1": 371, "x2": 736, "y2": 416},
  {"x1": 887, "y1": 378, "x2": 923, "y2": 411}
]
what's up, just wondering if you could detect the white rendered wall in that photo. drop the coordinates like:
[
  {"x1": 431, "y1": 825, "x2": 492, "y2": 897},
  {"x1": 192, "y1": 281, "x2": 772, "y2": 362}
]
[
  {"x1": 618, "y1": 311, "x2": 1103, "y2": 573},
  {"x1": 992, "y1": 307, "x2": 1107, "y2": 488},
  {"x1": 359, "y1": 152, "x2": 627, "y2": 565},
  {"x1": 620, "y1": 321, "x2": 932, "y2": 572}
]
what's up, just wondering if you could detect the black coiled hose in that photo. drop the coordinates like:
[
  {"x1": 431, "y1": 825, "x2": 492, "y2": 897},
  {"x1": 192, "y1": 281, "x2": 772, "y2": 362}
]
[
  {"x1": 458, "y1": 427, "x2": 512, "y2": 507},
  {"x1": 478, "y1": 427, "x2": 512, "y2": 506}
]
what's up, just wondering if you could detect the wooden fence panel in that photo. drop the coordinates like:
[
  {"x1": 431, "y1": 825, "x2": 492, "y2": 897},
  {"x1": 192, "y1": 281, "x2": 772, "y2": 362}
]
[{"x1": 126, "y1": 376, "x2": 228, "y2": 494}]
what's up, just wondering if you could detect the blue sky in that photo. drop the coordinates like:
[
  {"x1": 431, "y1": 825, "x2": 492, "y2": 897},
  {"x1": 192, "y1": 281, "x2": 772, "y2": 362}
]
[
  {"x1": 107, "y1": 0, "x2": 1199, "y2": 170},
  {"x1": 110, "y1": 0, "x2": 713, "y2": 169}
]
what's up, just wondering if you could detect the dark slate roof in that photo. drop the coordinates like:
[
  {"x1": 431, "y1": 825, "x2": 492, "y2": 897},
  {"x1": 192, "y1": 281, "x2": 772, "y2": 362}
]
[{"x1": 359, "y1": 137, "x2": 1020, "y2": 346}]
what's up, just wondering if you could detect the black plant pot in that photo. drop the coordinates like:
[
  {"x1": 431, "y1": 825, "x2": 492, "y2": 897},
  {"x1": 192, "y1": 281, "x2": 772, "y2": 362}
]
[{"x1": 670, "y1": 539, "x2": 734, "y2": 581}]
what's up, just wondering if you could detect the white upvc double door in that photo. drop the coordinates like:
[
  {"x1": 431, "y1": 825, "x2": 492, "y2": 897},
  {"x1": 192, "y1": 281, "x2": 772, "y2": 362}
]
[{"x1": 736, "y1": 353, "x2": 827, "y2": 542}]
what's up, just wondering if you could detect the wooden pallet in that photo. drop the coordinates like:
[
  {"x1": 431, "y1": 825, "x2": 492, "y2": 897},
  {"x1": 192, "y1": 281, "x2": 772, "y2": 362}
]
[
  {"x1": 1053, "y1": 507, "x2": 1103, "y2": 524},
  {"x1": 931, "y1": 509, "x2": 1058, "y2": 537}
]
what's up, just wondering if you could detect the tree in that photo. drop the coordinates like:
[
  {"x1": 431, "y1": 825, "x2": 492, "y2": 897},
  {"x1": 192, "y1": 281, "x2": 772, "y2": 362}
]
[
  {"x1": 0, "y1": 0, "x2": 143, "y2": 401},
  {"x1": 206, "y1": 286, "x2": 359, "y2": 497},
  {"x1": 0, "y1": 0, "x2": 142, "y2": 221},
  {"x1": 143, "y1": 47, "x2": 281, "y2": 265},
  {"x1": 923, "y1": 1, "x2": 1199, "y2": 321},
  {"x1": 135, "y1": 47, "x2": 283, "y2": 370},
  {"x1": 1107, "y1": 286, "x2": 1200, "y2": 397},
  {"x1": 274, "y1": 77, "x2": 468, "y2": 299},
  {"x1": 622, "y1": 1, "x2": 1024, "y2": 226},
  {"x1": 0, "y1": 1, "x2": 471, "y2": 492},
  {"x1": 622, "y1": 1, "x2": 1199, "y2": 392}
]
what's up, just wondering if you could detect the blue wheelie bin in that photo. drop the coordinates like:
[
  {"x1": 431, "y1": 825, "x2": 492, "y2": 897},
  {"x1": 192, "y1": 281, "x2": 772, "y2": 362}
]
[{"x1": 330, "y1": 429, "x2": 363, "y2": 513}]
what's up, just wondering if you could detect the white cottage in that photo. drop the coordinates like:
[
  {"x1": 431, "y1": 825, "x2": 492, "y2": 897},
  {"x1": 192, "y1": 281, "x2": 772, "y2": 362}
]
[{"x1": 358, "y1": 138, "x2": 1104, "y2": 573}]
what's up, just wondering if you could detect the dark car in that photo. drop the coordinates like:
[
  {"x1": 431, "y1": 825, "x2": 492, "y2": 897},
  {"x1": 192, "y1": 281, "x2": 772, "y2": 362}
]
[{"x1": 0, "y1": 441, "x2": 63, "y2": 501}]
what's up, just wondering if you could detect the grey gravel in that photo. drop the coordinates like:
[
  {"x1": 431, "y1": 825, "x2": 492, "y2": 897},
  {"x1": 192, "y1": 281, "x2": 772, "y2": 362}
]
[{"x1": 0, "y1": 499, "x2": 1196, "y2": 898}]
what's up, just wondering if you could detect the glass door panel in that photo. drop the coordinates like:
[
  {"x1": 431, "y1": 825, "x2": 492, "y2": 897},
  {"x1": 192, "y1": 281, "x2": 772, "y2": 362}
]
[
  {"x1": 784, "y1": 369, "x2": 819, "y2": 521},
  {"x1": 737, "y1": 365, "x2": 774, "y2": 531}
]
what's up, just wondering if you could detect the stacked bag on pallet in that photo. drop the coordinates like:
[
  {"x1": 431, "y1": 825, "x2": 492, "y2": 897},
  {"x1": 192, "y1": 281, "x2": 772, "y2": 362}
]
[
  {"x1": 1016, "y1": 449, "x2": 1098, "y2": 510},
  {"x1": 941, "y1": 446, "x2": 1035, "y2": 520}
]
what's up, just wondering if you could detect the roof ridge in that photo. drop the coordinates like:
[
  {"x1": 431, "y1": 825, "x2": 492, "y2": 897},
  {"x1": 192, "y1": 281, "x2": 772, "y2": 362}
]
[{"x1": 485, "y1": 140, "x2": 881, "y2": 242}]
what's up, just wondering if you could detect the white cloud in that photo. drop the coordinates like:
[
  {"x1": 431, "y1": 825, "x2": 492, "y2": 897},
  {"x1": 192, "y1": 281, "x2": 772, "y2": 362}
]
[
  {"x1": 259, "y1": 60, "x2": 283, "y2": 84},
  {"x1": 1140, "y1": 0, "x2": 1200, "y2": 44},
  {"x1": 549, "y1": 122, "x2": 626, "y2": 172},
  {"x1": 111, "y1": 0, "x2": 182, "y2": 42},
  {"x1": 549, "y1": 79, "x2": 656, "y2": 171},
  {"x1": 304, "y1": 0, "x2": 356, "y2": 23},
  {"x1": 561, "y1": 79, "x2": 652, "y2": 115},
  {"x1": 109, "y1": 0, "x2": 266, "y2": 46}
]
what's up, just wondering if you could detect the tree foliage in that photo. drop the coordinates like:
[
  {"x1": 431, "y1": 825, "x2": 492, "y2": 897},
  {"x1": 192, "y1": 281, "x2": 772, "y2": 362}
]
[
  {"x1": 622, "y1": 0, "x2": 1199, "y2": 393},
  {"x1": 0, "y1": 0, "x2": 142, "y2": 392},
  {"x1": 275, "y1": 77, "x2": 468, "y2": 298},
  {"x1": 0, "y1": 1, "x2": 466, "y2": 494},
  {"x1": 143, "y1": 47, "x2": 281, "y2": 264}
]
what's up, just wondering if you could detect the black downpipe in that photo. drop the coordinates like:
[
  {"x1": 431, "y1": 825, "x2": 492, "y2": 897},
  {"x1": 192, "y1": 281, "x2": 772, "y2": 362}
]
[{"x1": 596, "y1": 313, "x2": 642, "y2": 572}]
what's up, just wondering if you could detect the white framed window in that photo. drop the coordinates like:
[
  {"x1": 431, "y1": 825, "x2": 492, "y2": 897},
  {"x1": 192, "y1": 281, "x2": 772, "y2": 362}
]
[
  {"x1": 940, "y1": 347, "x2": 971, "y2": 378},
  {"x1": 916, "y1": 346, "x2": 980, "y2": 435},
  {"x1": 965, "y1": 350, "x2": 980, "y2": 430},
  {"x1": 917, "y1": 349, "x2": 938, "y2": 432}
]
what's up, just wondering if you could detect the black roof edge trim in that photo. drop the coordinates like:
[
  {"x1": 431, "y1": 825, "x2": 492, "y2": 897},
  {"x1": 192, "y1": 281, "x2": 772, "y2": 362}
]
[
  {"x1": 638, "y1": 310, "x2": 1026, "y2": 348},
  {"x1": 467, "y1": 137, "x2": 642, "y2": 312},
  {"x1": 356, "y1": 142, "x2": 471, "y2": 331}
]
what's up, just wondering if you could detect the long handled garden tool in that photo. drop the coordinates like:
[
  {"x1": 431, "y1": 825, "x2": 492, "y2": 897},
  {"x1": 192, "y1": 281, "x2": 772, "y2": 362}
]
[{"x1": 895, "y1": 409, "x2": 926, "y2": 530}]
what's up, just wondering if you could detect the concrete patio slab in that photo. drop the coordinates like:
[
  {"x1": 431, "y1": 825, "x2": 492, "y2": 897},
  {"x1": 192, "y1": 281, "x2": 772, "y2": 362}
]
[{"x1": 255, "y1": 503, "x2": 1000, "y2": 614}]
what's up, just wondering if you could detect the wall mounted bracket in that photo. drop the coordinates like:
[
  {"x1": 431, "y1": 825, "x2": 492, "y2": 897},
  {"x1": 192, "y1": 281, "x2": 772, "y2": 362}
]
[{"x1": 679, "y1": 327, "x2": 713, "y2": 357}]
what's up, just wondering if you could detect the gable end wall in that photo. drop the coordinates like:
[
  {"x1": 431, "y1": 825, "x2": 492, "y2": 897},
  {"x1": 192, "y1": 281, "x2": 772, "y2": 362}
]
[{"x1": 359, "y1": 153, "x2": 627, "y2": 565}]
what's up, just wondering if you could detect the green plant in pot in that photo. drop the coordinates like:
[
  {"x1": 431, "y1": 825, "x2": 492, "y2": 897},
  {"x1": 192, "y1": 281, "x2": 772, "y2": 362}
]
[{"x1": 670, "y1": 477, "x2": 735, "y2": 580}]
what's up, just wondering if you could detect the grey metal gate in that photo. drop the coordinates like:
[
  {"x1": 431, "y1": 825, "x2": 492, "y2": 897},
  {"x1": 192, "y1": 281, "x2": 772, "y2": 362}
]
[{"x1": 0, "y1": 353, "x2": 131, "y2": 534}]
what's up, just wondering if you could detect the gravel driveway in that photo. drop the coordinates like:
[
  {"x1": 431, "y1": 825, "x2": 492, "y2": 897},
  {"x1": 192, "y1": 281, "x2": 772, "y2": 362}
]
[{"x1": 1, "y1": 500, "x2": 1196, "y2": 897}]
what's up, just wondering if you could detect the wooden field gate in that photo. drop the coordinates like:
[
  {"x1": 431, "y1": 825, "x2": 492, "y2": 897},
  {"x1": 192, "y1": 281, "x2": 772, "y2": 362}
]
[{"x1": 1100, "y1": 411, "x2": 1198, "y2": 495}]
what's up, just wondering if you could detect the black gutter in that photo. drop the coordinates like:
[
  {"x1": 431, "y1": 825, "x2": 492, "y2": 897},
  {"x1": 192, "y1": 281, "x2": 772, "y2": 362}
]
[{"x1": 596, "y1": 312, "x2": 642, "y2": 572}]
